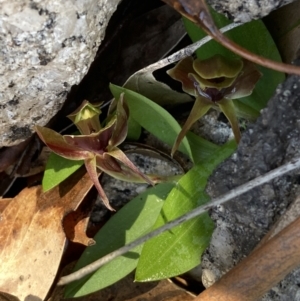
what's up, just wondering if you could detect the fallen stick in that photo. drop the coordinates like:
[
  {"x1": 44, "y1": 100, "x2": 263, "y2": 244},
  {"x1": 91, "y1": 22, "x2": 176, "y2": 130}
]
[
  {"x1": 194, "y1": 214, "x2": 300, "y2": 301},
  {"x1": 58, "y1": 157, "x2": 300, "y2": 286}
]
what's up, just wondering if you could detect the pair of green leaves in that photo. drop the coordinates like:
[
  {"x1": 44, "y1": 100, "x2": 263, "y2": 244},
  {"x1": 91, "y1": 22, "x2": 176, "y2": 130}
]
[{"x1": 65, "y1": 140, "x2": 236, "y2": 297}]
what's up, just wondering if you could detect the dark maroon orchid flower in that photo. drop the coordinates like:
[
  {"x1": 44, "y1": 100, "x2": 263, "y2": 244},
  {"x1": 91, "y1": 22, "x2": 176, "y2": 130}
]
[
  {"x1": 35, "y1": 94, "x2": 153, "y2": 210},
  {"x1": 167, "y1": 54, "x2": 262, "y2": 155}
]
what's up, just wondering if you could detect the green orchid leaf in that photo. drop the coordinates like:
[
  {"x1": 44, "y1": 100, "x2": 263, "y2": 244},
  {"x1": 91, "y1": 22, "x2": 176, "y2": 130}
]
[
  {"x1": 42, "y1": 153, "x2": 84, "y2": 192},
  {"x1": 127, "y1": 115, "x2": 142, "y2": 140},
  {"x1": 109, "y1": 83, "x2": 194, "y2": 162},
  {"x1": 135, "y1": 140, "x2": 236, "y2": 282},
  {"x1": 231, "y1": 99, "x2": 259, "y2": 120},
  {"x1": 183, "y1": 8, "x2": 285, "y2": 113},
  {"x1": 186, "y1": 132, "x2": 220, "y2": 164},
  {"x1": 64, "y1": 182, "x2": 175, "y2": 298}
]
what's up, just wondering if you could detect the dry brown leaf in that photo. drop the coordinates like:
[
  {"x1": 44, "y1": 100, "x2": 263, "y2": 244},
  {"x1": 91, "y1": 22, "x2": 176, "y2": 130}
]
[
  {"x1": 63, "y1": 199, "x2": 95, "y2": 247},
  {"x1": 0, "y1": 199, "x2": 12, "y2": 213},
  {"x1": 0, "y1": 168, "x2": 95, "y2": 301}
]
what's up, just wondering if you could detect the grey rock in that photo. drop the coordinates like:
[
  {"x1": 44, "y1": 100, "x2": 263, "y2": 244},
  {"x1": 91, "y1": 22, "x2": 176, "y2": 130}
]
[
  {"x1": 207, "y1": 0, "x2": 295, "y2": 22},
  {"x1": 0, "y1": 0, "x2": 121, "y2": 147},
  {"x1": 192, "y1": 110, "x2": 233, "y2": 145},
  {"x1": 202, "y1": 62, "x2": 300, "y2": 300}
]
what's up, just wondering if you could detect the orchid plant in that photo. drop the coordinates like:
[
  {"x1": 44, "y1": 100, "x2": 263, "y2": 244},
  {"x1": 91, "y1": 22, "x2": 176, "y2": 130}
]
[
  {"x1": 35, "y1": 94, "x2": 153, "y2": 211},
  {"x1": 167, "y1": 54, "x2": 262, "y2": 155}
]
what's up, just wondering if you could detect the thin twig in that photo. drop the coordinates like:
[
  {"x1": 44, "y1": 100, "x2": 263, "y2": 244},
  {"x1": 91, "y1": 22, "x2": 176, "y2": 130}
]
[
  {"x1": 194, "y1": 215, "x2": 300, "y2": 301},
  {"x1": 58, "y1": 157, "x2": 300, "y2": 286},
  {"x1": 124, "y1": 22, "x2": 241, "y2": 86},
  {"x1": 165, "y1": 0, "x2": 300, "y2": 75}
]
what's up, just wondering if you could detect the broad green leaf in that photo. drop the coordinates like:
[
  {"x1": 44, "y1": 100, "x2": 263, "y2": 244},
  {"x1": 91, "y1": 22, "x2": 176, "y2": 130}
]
[
  {"x1": 110, "y1": 83, "x2": 194, "y2": 162},
  {"x1": 183, "y1": 9, "x2": 285, "y2": 113},
  {"x1": 42, "y1": 153, "x2": 84, "y2": 191},
  {"x1": 186, "y1": 132, "x2": 220, "y2": 164},
  {"x1": 127, "y1": 115, "x2": 142, "y2": 140},
  {"x1": 64, "y1": 182, "x2": 175, "y2": 298},
  {"x1": 135, "y1": 140, "x2": 236, "y2": 281},
  {"x1": 231, "y1": 99, "x2": 259, "y2": 120}
]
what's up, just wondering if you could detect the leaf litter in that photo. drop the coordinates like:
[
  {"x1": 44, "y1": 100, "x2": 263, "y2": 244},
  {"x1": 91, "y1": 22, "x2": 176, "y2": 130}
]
[{"x1": 0, "y1": 168, "x2": 95, "y2": 301}]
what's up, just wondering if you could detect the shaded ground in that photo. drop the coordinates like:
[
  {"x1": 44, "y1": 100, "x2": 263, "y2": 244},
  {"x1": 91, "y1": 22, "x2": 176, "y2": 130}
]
[{"x1": 203, "y1": 59, "x2": 300, "y2": 300}]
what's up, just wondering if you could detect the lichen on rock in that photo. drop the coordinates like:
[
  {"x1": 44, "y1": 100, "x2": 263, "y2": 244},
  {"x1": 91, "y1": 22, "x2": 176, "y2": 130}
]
[
  {"x1": 207, "y1": 0, "x2": 295, "y2": 22},
  {"x1": 0, "y1": 0, "x2": 121, "y2": 147}
]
